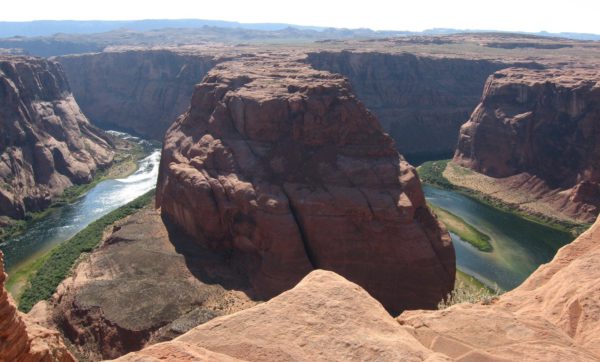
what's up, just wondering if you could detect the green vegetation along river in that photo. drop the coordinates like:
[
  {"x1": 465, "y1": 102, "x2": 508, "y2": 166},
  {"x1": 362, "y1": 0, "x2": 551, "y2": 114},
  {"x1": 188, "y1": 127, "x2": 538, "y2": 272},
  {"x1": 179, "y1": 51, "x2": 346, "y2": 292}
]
[
  {"x1": 0, "y1": 133, "x2": 160, "y2": 296},
  {"x1": 424, "y1": 185, "x2": 574, "y2": 290}
]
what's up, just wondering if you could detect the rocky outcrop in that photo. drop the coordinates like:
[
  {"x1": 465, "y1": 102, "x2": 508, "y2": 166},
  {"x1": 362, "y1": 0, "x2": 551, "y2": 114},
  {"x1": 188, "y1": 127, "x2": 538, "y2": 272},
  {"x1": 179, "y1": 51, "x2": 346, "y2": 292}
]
[
  {"x1": 499, "y1": 214, "x2": 600, "y2": 356},
  {"x1": 114, "y1": 215, "x2": 600, "y2": 361},
  {"x1": 0, "y1": 251, "x2": 75, "y2": 362},
  {"x1": 156, "y1": 55, "x2": 455, "y2": 314},
  {"x1": 306, "y1": 51, "x2": 510, "y2": 160},
  {"x1": 50, "y1": 207, "x2": 256, "y2": 360},
  {"x1": 113, "y1": 270, "x2": 450, "y2": 362},
  {"x1": 454, "y1": 68, "x2": 600, "y2": 223},
  {"x1": 57, "y1": 50, "x2": 216, "y2": 140},
  {"x1": 0, "y1": 56, "x2": 113, "y2": 219},
  {"x1": 398, "y1": 214, "x2": 600, "y2": 360}
]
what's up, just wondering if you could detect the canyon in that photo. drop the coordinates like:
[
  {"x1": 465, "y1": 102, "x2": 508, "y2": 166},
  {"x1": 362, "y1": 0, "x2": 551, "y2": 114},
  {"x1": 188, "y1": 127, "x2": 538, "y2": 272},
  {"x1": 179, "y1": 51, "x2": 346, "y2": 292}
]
[
  {"x1": 0, "y1": 56, "x2": 114, "y2": 220},
  {"x1": 305, "y1": 51, "x2": 510, "y2": 159},
  {"x1": 57, "y1": 50, "x2": 216, "y2": 140},
  {"x1": 2, "y1": 32, "x2": 600, "y2": 361},
  {"x1": 453, "y1": 67, "x2": 600, "y2": 224}
]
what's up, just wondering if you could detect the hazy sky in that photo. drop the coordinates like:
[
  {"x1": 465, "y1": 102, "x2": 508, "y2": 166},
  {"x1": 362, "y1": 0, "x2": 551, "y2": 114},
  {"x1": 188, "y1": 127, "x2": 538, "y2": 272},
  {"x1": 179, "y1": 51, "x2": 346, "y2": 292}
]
[{"x1": 3, "y1": 0, "x2": 600, "y2": 34}]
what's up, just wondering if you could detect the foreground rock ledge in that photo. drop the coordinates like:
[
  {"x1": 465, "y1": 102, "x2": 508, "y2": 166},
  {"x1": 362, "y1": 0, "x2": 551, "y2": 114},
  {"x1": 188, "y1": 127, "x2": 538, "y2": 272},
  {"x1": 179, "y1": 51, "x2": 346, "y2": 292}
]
[
  {"x1": 113, "y1": 270, "x2": 450, "y2": 362},
  {"x1": 155, "y1": 53, "x2": 455, "y2": 313},
  {"x1": 114, "y1": 214, "x2": 600, "y2": 361}
]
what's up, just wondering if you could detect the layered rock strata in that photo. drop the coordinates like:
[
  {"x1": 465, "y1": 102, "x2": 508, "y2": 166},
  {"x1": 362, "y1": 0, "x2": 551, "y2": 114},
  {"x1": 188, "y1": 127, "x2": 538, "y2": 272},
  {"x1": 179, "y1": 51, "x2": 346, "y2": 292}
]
[
  {"x1": 156, "y1": 55, "x2": 455, "y2": 314},
  {"x1": 306, "y1": 51, "x2": 511, "y2": 159},
  {"x1": 454, "y1": 67, "x2": 600, "y2": 223},
  {"x1": 57, "y1": 50, "x2": 216, "y2": 140},
  {"x1": 0, "y1": 251, "x2": 75, "y2": 362},
  {"x1": 0, "y1": 56, "x2": 113, "y2": 219}
]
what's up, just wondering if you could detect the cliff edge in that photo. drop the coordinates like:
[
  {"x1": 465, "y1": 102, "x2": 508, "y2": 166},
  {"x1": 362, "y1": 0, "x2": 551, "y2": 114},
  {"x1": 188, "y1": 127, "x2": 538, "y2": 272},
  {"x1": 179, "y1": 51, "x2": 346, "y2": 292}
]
[
  {"x1": 0, "y1": 56, "x2": 114, "y2": 219},
  {"x1": 453, "y1": 67, "x2": 600, "y2": 223}
]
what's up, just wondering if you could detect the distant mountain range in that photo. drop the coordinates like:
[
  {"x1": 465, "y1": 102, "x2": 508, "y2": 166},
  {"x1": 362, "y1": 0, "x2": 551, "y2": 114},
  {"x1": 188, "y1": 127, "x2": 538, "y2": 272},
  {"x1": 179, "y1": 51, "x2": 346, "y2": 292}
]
[
  {"x1": 1, "y1": 19, "x2": 599, "y2": 40},
  {"x1": 0, "y1": 20, "x2": 599, "y2": 58}
]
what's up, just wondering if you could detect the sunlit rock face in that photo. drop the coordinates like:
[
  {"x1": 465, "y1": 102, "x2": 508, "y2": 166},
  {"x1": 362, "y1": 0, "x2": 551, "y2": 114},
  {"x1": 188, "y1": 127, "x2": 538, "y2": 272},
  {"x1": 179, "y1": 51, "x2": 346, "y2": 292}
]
[
  {"x1": 454, "y1": 68, "x2": 600, "y2": 223},
  {"x1": 0, "y1": 56, "x2": 113, "y2": 219},
  {"x1": 156, "y1": 54, "x2": 455, "y2": 314}
]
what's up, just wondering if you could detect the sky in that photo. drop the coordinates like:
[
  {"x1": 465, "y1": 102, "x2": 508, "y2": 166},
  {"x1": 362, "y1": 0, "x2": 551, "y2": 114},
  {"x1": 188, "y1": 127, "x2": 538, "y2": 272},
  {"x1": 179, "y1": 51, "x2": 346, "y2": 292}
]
[{"x1": 2, "y1": 0, "x2": 600, "y2": 34}]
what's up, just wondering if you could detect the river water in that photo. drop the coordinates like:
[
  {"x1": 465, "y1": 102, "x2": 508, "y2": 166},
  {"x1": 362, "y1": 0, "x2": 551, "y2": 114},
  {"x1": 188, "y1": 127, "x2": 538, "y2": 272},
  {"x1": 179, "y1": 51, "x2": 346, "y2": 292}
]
[
  {"x1": 424, "y1": 185, "x2": 573, "y2": 290},
  {"x1": 0, "y1": 144, "x2": 574, "y2": 292},
  {"x1": 0, "y1": 137, "x2": 161, "y2": 275}
]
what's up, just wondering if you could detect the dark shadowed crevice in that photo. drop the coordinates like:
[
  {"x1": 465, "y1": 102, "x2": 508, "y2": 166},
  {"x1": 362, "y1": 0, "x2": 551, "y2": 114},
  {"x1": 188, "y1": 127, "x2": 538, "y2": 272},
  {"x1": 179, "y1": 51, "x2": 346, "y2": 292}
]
[{"x1": 281, "y1": 186, "x2": 318, "y2": 269}]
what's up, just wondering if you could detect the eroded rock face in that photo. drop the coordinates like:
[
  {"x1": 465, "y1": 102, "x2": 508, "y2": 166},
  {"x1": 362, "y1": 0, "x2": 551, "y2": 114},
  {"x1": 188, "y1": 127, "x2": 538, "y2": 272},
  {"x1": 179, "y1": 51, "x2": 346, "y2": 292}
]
[
  {"x1": 0, "y1": 251, "x2": 75, "y2": 362},
  {"x1": 306, "y1": 51, "x2": 510, "y2": 160},
  {"x1": 113, "y1": 270, "x2": 451, "y2": 362},
  {"x1": 156, "y1": 55, "x2": 455, "y2": 314},
  {"x1": 454, "y1": 68, "x2": 600, "y2": 223},
  {"x1": 57, "y1": 50, "x2": 216, "y2": 140},
  {"x1": 0, "y1": 56, "x2": 113, "y2": 219}
]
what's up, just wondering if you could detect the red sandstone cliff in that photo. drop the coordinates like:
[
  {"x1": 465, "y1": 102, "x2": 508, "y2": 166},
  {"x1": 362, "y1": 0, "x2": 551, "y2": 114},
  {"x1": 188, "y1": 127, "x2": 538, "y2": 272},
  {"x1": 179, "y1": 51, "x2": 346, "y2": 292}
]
[
  {"x1": 454, "y1": 68, "x2": 600, "y2": 223},
  {"x1": 57, "y1": 50, "x2": 216, "y2": 140},
  {"x1": 156, "y1": 54, "x2": 455, "y2": 314},
  {"x1": 0, "y1": 251, "x2": 75, "y2": 362},
  {"x1": 0, "y1": 56, "x2": 114, "y2": 219}
]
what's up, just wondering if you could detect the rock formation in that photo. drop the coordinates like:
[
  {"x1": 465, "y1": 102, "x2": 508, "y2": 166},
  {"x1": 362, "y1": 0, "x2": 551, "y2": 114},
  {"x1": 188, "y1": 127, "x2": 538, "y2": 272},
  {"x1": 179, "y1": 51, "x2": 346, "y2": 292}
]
[
  {"x1": 115, "y1": 214, "x2": 600, "y2": 361},
  {"x1": 57, "y1": 50, "x2": 216, "y2": 140},
  {"x1": 306, "y1": 51, "x2": 511, "y2": 160},
  {"x1": 0, "y1": 251, "x2": 75, "y2": 362},
  {"x1": 0, "y1": 56, "x2": 113, "y2": 219},
  {"x1": 156, "y1": 54, "x2": 455, "y2": 314},
  {"x1": 454, "y1": 67, "x2": 600, "y2": 223},
  {"x1": 113, "y1": 270, "x2": 451, "y2": 362},
  {"x1": 50, "y1": 207, "x2": 256, "y2": 360}
]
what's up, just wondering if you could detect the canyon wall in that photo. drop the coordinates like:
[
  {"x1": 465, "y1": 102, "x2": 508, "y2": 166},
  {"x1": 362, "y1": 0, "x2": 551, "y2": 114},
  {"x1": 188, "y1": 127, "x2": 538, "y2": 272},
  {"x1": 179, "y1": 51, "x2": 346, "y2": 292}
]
[
  {"x1": 57, "y1": 50, "x2": 216, "y2": 140},
  {"x1": 156, "y1": 54, "x2": 455, "y2": 314},
  {"x1": 306, "y1": 51, "x2": 510, "y2": 161},
  {"x1": 454, "y1": 68, "x2": 600, "y2": 223},
  {"x1": 0, "y1": 56, "x2": 113, "y2": 219},
  {"x1": 0, "y1": 251, "x2": 75, "y2": 362},
  {"x1": 56, "y1": 49, "x2": 519, "y2": 161}
]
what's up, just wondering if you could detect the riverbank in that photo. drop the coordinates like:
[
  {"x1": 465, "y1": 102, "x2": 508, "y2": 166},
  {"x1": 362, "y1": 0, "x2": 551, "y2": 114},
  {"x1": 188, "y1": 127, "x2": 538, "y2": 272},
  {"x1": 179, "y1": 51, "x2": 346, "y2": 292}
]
[
  {"x1": 418, "y1": 160, "x2": 589, "y2": 236},
  {"x1": 17, "y1": 190, "x2": 155, "y2": 311},
  {"x1": 430, "y1": 205, "x2": 492, "y2": 252},
  {"x1": 0, "y1": 134, "x2": 150, "y2": 244}
]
